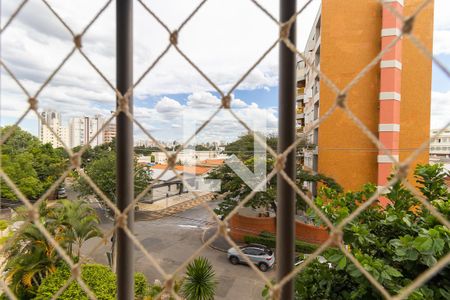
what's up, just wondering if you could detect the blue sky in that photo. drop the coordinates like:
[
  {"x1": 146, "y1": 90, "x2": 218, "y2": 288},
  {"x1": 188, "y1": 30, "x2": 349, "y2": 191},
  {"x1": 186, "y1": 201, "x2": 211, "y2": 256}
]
[
  {"x1": 0, "y1": 0, "x2": 448, "y2": 142},
  {"x1": 432, "y1": 54, "x2": 450, "y2": 92}
]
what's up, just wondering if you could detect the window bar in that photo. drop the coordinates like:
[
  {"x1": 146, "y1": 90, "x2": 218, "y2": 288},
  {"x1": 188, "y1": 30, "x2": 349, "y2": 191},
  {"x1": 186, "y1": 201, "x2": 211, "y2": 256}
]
[
  {"x1": 116, "y1": 0, "x2": 134, "y2": 298},
  {"x1": 277, "y1": 0, "x2": 297, "y2": 299}
]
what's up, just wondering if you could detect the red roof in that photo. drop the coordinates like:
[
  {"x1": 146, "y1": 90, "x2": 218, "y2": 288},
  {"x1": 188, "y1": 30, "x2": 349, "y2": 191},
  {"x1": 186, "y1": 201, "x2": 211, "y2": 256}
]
[
  {"x1": 200, "y1": 159, "x2": 225, "y2": 166},
  {"x1": 150, "y1": 164, "x2": 211, "y2": 175}
]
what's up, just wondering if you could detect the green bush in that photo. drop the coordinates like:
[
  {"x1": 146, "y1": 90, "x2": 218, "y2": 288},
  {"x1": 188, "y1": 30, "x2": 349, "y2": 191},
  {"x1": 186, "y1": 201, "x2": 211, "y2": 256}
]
[
  {"x1": 134, "y1": 272, "x2": 148, "y2": 298},
  {"x1": 0, "y1": 219, "x2": 8, "y2": 231},
  {"x1": 36, "y1": 264, "x2": 150, "y2": 300},
  {"x1": 297, "y1": 164, "x2": 450, "y2": 299},
  {"x1": 244, "y1": 232, "x2": 321, "y2": 254},
  {"x1": 181, "y1": 257, "x2": 217, "y2": 300},
  {"x1": 35, "y1": 264, "x2": 116, "y2": 300}
]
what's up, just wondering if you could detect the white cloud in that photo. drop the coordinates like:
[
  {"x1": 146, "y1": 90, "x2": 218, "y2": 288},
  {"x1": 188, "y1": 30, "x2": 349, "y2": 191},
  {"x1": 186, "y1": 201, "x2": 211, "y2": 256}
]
[
  {"x1": 186, "y1": 92, "x2": 220, "y2": 108},
  {"x1": 155, "y1": 97, "x2": 183, "y2": 114},
  {"x1": 431, "y1": 91, "x2": 450, "y2": 129},
  {"x1": 133, "y1": 92, "x2": 277, "y2": 142},
  {"x1": 433, "y1": 0, "x2": 450, "y2": 55},
  {"x1": 433, "y1": 30, "x2": 450, "y2": 55}
]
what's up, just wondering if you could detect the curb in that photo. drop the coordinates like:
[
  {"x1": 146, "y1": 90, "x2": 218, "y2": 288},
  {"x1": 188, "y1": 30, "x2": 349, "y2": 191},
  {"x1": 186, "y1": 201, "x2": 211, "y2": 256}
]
[{"x1": 202, "y1": 226, "x2": 228, "y2": 253}]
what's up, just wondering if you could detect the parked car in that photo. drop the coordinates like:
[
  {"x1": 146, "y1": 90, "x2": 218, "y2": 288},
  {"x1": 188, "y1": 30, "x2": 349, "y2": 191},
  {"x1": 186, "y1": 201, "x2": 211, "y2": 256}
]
[
  {"x1": 57, "y1": 187, "x2": 67, "y2": 199},
  {"x1": 294, "y1": 254, "x2": 332, "y2": 268},
  {"x1": 227, "y1": 243, "x2": 275, "y2": 272}
]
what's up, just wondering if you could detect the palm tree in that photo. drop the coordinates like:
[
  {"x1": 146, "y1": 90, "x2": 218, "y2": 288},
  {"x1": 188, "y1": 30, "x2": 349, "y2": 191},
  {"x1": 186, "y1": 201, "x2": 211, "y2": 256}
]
[
  {"x1": 181, "y1": 257, "x2": 217, "y2": 300},
  {"x1": 54, "y1": 199, "x2": 102, "y2": 259},
  {"x1": 1, "y1": 199, "x2": 102, "y2": 297},
  {"x1": 2, "y1": 203, "x2": 61, "y2": 298}
]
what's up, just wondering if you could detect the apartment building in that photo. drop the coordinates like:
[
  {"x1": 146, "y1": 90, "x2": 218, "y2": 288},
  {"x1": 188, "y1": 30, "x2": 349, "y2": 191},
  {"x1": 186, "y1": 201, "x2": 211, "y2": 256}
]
[
  {"x1": 430, "y1": 128, "x2": 450, "y2": 158},
  {"x1": 69, "y1": 115, "x2": 105, "y2": 148},
  {"x1": 297, "y1": 0, "x2": 434, "y2": 196},
  {"x1": 38, "y1": 110, "x2": 70, "y2": 148},
  {"x1": 104, "y1": 122, "x2": 116, "y2": 144}
]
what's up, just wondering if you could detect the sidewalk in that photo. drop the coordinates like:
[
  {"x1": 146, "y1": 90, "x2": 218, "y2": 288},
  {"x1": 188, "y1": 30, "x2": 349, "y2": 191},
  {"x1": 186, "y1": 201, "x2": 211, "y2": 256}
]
[{"x1": 202, "y1": 226, "x2": 233, "y2": 252}]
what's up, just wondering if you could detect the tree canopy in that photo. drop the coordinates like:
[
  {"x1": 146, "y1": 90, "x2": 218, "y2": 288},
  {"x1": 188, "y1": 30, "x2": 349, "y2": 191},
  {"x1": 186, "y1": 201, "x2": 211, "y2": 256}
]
[
  {"x1": 1, "y1": 126, "x2": 67, "y2": 201},
  {"x1": 207, "y1": 134, "x2": 341, "y2": 216},
  {"x1": 293, "y1": 164, "x2": 450, "y2": 299},
  {"x1": 75, "y1": 141, "x2": 151, "y2": 204}
]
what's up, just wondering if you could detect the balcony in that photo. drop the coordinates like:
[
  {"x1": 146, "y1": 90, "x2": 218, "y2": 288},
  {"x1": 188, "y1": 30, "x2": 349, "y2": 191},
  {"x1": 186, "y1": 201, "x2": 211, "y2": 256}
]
[
  {"x1": 296, "y1": 68, "x2": 306, "y2": 80},
  {"x1": 296, "y1": 113, "x2": 305, "y2": 119},
  {"x1": 313, "y1": 92, "x2": 320, "y2": 104}
]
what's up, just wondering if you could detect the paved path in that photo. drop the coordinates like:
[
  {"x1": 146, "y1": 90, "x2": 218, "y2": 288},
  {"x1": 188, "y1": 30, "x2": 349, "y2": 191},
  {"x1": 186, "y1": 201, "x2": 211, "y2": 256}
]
[{"x1": 136, "y1": 193, "x2": 216, "y2": 221}]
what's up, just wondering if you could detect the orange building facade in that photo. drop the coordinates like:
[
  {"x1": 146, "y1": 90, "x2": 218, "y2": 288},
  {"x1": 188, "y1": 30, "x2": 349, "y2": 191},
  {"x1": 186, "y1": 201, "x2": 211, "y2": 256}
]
[{"x1": 297, "y1": 0, "x2": 434, "y2": 194}]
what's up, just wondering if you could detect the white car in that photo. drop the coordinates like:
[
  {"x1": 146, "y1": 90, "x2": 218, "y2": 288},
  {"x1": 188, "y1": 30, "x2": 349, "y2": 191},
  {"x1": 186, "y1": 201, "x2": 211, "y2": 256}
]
[{"x1": 227, "y1": 244, "x2": 275, "y2": 272}]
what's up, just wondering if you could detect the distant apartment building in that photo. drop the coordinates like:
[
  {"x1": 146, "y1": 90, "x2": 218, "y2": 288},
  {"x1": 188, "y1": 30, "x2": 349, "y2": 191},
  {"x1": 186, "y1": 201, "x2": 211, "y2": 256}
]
[
  {"x1": 297, "y1": 1, "x2": 433, "y2": 196},
  {"x1": 430, "y1": 128, "x2": 450, "y2": 158},
  {"x1": 104, "y1": 122, "x2": 116, "y2": 144},
  {"x1": 69, "y1": 115, "x2": 105, "y2": 148},
  {"x1": 38, "y1": 110, "x2": 69, "y2": 148}
]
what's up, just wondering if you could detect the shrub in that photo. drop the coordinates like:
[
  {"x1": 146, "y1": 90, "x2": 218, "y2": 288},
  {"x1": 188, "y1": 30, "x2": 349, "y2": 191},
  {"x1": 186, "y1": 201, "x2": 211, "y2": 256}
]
[
  {"x1": 299, "y1": 164, "x2": 450, "y2": 299},
  {"x1": 35, "y1": 264, "x2": 116, "y2": 300},
  {"x1": 181, "y1": 257, "x2": 217, "y2": 300},
  {"x1": 244, "y1": 232, "x2": 321, "y2": 254},
  {"x1": 0, "y1": 219, "x2": 8, "y2": 231},
  {"x1": 134, "y1": 272, "x2": 148, "y2": 298},
  {"x1": 36, "y1": 264, "x2": 150, "y2": 300}
]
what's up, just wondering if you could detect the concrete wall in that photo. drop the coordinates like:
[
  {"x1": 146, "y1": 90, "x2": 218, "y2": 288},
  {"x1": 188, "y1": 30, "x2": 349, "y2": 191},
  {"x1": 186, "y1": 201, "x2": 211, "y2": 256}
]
[{"x1": 228, "y1": 214, "x2": 330, "y2": 245}]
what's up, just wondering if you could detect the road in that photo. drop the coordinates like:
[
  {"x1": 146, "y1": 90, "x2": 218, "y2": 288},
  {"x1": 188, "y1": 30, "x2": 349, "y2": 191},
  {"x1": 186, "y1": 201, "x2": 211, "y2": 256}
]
[{"x1": 83, "y1": 200, "x2": 275, "y2": 300}]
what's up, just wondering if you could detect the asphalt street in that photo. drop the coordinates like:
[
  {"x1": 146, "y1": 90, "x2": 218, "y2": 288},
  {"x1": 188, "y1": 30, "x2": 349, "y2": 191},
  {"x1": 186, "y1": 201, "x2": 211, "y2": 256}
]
[{"x1": 82, "y1": 200, "x2": 275, "y2": 300}]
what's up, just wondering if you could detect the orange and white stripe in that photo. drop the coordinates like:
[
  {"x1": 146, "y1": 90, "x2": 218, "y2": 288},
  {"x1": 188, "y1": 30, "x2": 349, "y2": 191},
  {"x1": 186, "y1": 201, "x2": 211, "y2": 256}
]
[{"x1": 378, "y1": 0, "x2": 403, "y2": 204}]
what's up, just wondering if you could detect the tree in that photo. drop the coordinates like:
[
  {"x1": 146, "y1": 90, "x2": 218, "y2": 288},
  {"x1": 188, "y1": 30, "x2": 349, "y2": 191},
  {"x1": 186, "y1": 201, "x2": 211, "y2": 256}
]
[
  {"x1": 208, "y1": 135, "x2": 341, "y2": 217},
  {"x1": 0, "y1": 126, "x2": 67, "y2": 201},
  {"x1": 1, "y1": 200, "x2": 102, "y2": 298},
  {"x1": 75, "y1": 143, "x2": 151, "y2": 204},
  {"x1": 223, "y1": 133, "x2": 277, "y2": 160},
  {"x1": 181, "y1": 257, "x2": 217, "y2": 300},
  {"x1": 294, "y1": 164, "x2": 450, "y2": 299},
  {"x1": 54, "y1": 200, "x2": 102, "y2": 259}
]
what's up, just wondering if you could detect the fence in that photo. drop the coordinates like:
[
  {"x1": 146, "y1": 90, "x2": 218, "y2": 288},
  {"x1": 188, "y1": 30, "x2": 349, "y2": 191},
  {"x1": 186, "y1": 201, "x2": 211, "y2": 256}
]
[{"x1": 0, "y1": 0, "x2": 449, "y2": 299}]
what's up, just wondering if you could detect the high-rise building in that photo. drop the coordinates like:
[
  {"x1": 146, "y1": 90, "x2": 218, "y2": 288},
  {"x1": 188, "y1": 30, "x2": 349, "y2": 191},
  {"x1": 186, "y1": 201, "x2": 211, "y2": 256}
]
[
  {"x1": 69, "y1": 117, "x2": 85, "y2": 148},
  {"x1": 69, "y1": 115, "x2": 105, "y2": 148},
  {"x1": 38, "y1": 110, "x2": 69, "y2": 148},
  {"x1": 88, "y1": 115, "x2": 105, "y2": 147},
  {"x1": 297, "y1": 1, "x2": 433, "y2": 197}
]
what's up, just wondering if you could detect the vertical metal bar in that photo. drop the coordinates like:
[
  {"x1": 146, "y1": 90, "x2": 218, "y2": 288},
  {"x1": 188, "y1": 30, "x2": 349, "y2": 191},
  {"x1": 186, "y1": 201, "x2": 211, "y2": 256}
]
[
  {"x1": 277, "y1": 0, "x2": 296, "y2": 299},
  {"x1": 116, "y1": 0, "x2": 134, "y2": 299}
]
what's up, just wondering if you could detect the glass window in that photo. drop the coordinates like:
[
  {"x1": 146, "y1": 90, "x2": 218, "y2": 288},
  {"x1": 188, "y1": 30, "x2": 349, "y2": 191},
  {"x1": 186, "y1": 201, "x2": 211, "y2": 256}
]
[{"x1": 244, "y1": 248, "x2": 258, "y2": 255}]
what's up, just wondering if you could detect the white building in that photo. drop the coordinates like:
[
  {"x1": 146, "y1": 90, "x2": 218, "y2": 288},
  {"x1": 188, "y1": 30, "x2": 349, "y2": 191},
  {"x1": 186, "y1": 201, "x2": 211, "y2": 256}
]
[
  {"x1": 88, "y1": 115, "x2": 105, "y2": 147},
  {"x1": 430, "y1": 128, "x2": 450, "y2": 158},
  {"x1": 38, "y1": 110, "x2": 69, "y2": 148},
  {"x1": 151, "y1": 150, "x2": 227, "y2": 165},
  {"x1": 69, "y1": 115, "x2": 105, "y2": 148}
]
